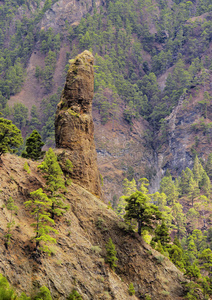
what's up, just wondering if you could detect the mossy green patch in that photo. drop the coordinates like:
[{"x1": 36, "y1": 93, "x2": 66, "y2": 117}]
[{"x1": 68, "y1": 108, "x2": 79, "y2": 118}]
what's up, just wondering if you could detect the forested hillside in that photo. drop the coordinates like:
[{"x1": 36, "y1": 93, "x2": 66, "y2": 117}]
[
  {"x1": 1, "y1": 0, "x2": 212, "y2": 211},
  {"x1": 0, "y1": 0, "x2": 212, "y2": 176},
  {"x1": 1, "y1": 0, "x2": 212, "y2": 298}
]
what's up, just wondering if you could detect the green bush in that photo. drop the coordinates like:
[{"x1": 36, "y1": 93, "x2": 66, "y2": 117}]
[
  {"x1": 34, "y1": 286, "x2": 52, "y2": 300},
  {"x1": 67, "y1": 289, "x2": 82, "y2": 300},
  {"x1": 23, "y1": 162, "x2": 31, "y2": 174},
  {"x1": 128, "y1": 282, "x2": 135, "y2": 296},
  {"x1": 105, "y1": 238, "x2": 118, "y2": 271}
]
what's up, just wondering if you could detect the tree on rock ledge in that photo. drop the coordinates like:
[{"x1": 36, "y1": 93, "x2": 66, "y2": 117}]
[
  {"x1": 0, "y1": 117, "x2": 23, "y2": 159},
  {"x1": 124, "y1": 191, "x2": 162, "y2": 236}
]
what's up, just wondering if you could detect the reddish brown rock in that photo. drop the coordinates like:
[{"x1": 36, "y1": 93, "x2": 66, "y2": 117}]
[{"x1": 55, "y1": 50, "x2": 102, "y2": 197}]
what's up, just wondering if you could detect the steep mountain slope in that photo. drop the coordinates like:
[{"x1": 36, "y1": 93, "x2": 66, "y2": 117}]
[
  {"x1": 0, "y1": 48, "x2": 191, "y2": 300},
  {"x1": 0, "y1": 153, "x2": 187, "y2": 299}
]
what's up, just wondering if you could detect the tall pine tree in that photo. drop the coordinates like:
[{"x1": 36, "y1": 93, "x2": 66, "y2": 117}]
[
  {"x1": 25, "y1": 188, "x2": 58, "y2": 254},
  {"x1": 38, "y1": 148, "x2": 68, "y2": 219},
  {"x1": 22, "y1": 130, "x2": 44, "y2": 160}
]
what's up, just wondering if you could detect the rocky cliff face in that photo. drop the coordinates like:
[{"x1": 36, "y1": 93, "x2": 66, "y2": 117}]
[
  {"x1": 55, "y1": 50, "x2": 102, "y2": 198},
  {"x1": 155, "y1": 82, "x2": 212, "y2": 184},
  {"x1": 40, "y1": 0, "x2": 104, "y2": 31},
  {"x1": 93, "y1": 109, "x2": 154, "y2": 202},
  {"x1": 0, "y1": 153, "x2": 187, "y2": 300}
]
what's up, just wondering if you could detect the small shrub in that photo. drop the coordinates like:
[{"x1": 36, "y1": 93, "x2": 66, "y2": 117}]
[
  {"x1": 118, "y1": 221, "x2": 130, "y2": 232},
  {"x1": 65, "y1": 219, "x2": 71, "y2": 226},
  {"x1": 48, "y1": 245, "x2": 57, "y2": 256},
  {"x1": 161, "y1": 290, "x2": 170, "y2": 296},
  {"x1": 128, "y1": 282, "x2": 135, "y2": 296},
  {"x1": 34, "y1": 286, "x2": 52, "y2": 300},
  {"x1": 107, "y1": 201, "x2": 112, "y2": 209},
  {"x1": 67, "y1": 289, "x2": 82, "y2": 300},
  {"x1": 65, "y1": 159, "x2": 73, "y2": 172},
  {"x1": 100, "y1": 173, "x2": 104, "y2": 186},
  {"x1": 98, "y1": 275, "x2": 104, "y2": 282},
  {"x1": 155, "y1": 255, "x2": 164, "y2": 264},
  {"x1": 147, "y1": 250, "x2": 152, "y2": 256},
  {"x1": 105, "y1": 238, "x2": 118, "y2": 271},
  {"x1": 9, "y1": 176, "x2": 15, "y2": 182},
  {"x1": 96, "y1": 218, "x2": 108, "y2": 232},
  {"x1": 56, "y1": 260, "x2": 62, "y2": 265},
  {"x1": 91, "y1": 245, "x2": 102, "y2": 254},
  {"x1": 145, "y1": 294, "x2": 151, "y2": 300},
  {"x1": 96, "y1": 217, "x2": 104, "y2": 229},
  {"x1": 23, "y1": 161, "x2": 31, "y2": 174},
  {"x1": 103, "y1": 291, "x2": 111, "y2": 299}
]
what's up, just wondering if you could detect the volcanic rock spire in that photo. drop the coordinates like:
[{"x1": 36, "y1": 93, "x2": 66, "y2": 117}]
[{"x1": 55, "y1": 50, "x2": 102, "y2": 197}]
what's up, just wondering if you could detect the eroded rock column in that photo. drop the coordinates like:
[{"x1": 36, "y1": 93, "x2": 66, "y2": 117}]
[{"x1": 55, "y1": 50, "x2": 102, "y2": 197}]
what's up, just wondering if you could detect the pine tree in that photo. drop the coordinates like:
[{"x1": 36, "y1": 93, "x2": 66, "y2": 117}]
[
  {"x1": 105, "y1": 238, "x2": 118, "y2": 271},
  {"x1": 152, "y1": 192, "x2": 167, "y2": 210},
  {"x1": 152, "y1": 192, "x2": 174, "y2": 229},
  {"x1": 179, "y1": 168, "x2": 193, "y2": 195},
  {"x1": 38, "y1": 148, "x2": 68, "y2": 219},
  {"x1": 4, "y1": 197, "x2": 18, "y2": 248},
  {"x1": 24, "y1": 188, "x2": 58, "y2": 254},
  {"x1": 29, "y1": 105, "x2": 41, "y2": 130},
  {"x1": 13, "y1": 103, "x2": 28, "y2": 129},
  {"x1": 124, "y1": 191, "x2": 162, "y2": 236},
  {"x1": 139, "y1": 177, "x2": 149, "y2": 194},
  {"x1": 22, "y1": 130, "x2": 44, "y2": 160},
  {"x1": 200, "y1": 171, "x2": 211, "y2": 197},
  {"x1": 192, "y1": 229, "x2": 205, "y2": 252},
  {"x1": 199, "y1": 248, "x2": 212, "y2": 277},
  {"x1": 159, "y1": 174, "x2": 178, "y2": 205},
  {"x1": 152, "y1": 221, "x2": 171, "y2": 249},
  {"x1": 184, "y1": 263, "x2": 201, "y2": 281},
  {"x1": 116, "y1": 178, "x2": 137, "y2": 217},
  {"x1": 0, "y1": 117, "x2": 23, "y2": 159},
  {"x1": 205, "y1": 153, "x2": 212, "y2": 180},
  {"x1": 155, "y1": 240, "x2": 164, "y2": 254},
  {"x1": 123, "y1": 178, "x2": 137, "y2": 196},
  {"x1": 168, "y1": 244, "x2": 184, "y2": 270},
  {"x1": 0, "y1": 274, "x2": 17, "y2": 299},
  {"x1": 187, "y1": 236, "x2": 198, "y2": 262},
  {"x1": 172, "y1": 202, "x2": 186, "y2": 238},
  {"x1": 188, "y1": 177, "x2": 200, "y2": 206},
  {"x1": 193, "y1": 155, "x2": 203, "y2": 185},
  {"x1": 187, "y1": 208, "x2": 199, "y2": 232}
]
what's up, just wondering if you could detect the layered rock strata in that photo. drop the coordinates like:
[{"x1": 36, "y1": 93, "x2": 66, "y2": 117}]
[{"x1": 55, "y1": 50, "x2": 102, "y2": 197}]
